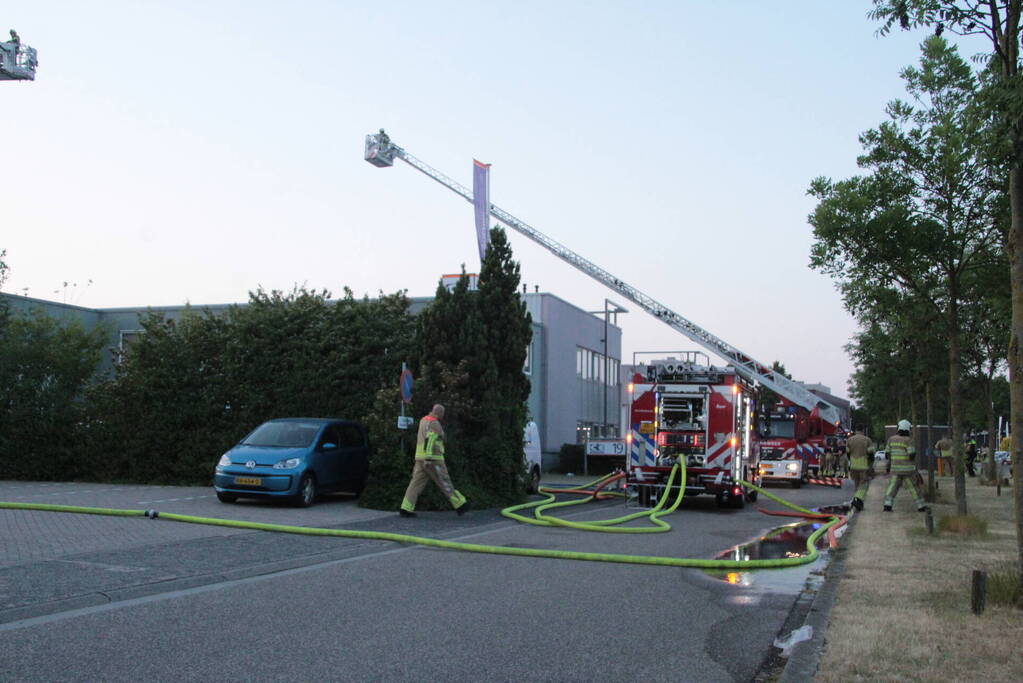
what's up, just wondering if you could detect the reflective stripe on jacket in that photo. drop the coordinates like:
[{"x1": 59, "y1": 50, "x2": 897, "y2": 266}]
[
  {"x1": 887, "y1": 434, "x2": 916, "y2": 472},
  {"x1": 415, "y1": 415, "x2": 445, "y2": 460},
  {"x1": 935, "y1": 438, "x2": 953, "y2": 460},
  {"x1": 846, "y1": 433, "x2": 873, "y2": 471}
]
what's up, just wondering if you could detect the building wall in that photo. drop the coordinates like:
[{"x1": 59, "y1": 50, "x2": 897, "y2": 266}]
[{"x1": 523, "y1": 293, "x2": 621, "y2": 453}]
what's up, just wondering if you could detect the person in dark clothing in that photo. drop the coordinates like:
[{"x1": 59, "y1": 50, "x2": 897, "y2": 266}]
[{"x1": 966, "y1": 440, "x2": 977, "y2": 477}]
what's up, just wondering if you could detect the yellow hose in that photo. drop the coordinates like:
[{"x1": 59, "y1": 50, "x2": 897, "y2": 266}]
[{"x1": 0, "y1": 463, "x2": 839, "y2": 569}]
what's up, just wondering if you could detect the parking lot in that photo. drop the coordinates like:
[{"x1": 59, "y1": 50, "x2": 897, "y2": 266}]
[{"x1": 1, "y1": 478, "x2": 850, "y2": 681}]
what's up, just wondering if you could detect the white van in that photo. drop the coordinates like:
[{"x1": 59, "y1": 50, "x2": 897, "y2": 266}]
[{"x1": 524, "y1": 421, "x2": 542, "y2": 493}]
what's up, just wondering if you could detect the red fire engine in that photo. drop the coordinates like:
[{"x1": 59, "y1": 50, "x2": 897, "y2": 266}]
[
  {"x1": 365, "y1": 130, "x2": 845, "y2": 498},
  {"x1": 627, "y1": 353, "x2": 760, "y2": 508},
  {"x1": 758, "y1": 397, "x2": 844, "y2": 486}
]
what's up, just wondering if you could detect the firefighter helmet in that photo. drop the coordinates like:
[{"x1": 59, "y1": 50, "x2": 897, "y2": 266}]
[{"x1": 898, "y1": 419, "x2": 911, "y2": 431}]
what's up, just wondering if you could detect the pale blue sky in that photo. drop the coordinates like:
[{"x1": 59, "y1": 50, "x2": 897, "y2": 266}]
[{"x1": 3, "y1": 2, "x2": 960, "y2": 400}]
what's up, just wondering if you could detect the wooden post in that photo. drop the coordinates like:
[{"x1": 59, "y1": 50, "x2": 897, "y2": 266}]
[{"x1": 971, "y1": 569, "x2": 987, "y2": 615}]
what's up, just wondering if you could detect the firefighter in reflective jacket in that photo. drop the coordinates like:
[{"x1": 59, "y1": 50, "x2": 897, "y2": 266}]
[
  {"x1": 934, "y1": 436, "x2": 954, "y2": 477},
  {"x1": 846, "y1": 426, "x2": 874, "y2": 511},
  {"x1": 884, "y1": 420, "x2": 929, "y2": 512},
  {"x1": 399, "y1": 404, "x2": 470, "y2": 517}
]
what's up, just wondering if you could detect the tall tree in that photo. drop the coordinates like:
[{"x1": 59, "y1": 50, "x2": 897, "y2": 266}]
[
  {"x1": 398, "y1": 227, "x2": 533, "y2": 509},
  {"x1": 870, "y1": 0, "x2": 1023, "y2": 600},
  {"x1": 809, "y1": 36, "x2": 1001, "y2": 513},
  {"x1": 476, "y1": 227, "x2": 534, "y2": 501}
]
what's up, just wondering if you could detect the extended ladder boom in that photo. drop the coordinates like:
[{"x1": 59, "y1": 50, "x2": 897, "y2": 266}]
[{"x1": 364, "y1": 132, "x2": 840, "y2": 424}]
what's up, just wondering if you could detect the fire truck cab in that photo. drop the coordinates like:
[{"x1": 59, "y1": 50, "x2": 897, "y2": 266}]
[
  {"x1": 626, "y1": 353, "x2": 760, "y2": 509},
  {"x1": 757, "y1": 397, "x2": 843, "y2": 486}
]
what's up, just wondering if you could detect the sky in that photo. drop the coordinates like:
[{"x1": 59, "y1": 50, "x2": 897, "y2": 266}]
[{"x1": 2, "y1": 1, "x2": 966, "y2": 401}]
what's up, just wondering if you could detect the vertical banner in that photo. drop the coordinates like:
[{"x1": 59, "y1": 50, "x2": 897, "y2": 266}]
[{"x1": 473, "y1": 159, "x2": 491, "y2": 264}]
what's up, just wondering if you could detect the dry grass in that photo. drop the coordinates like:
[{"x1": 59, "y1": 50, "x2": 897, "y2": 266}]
[
  {"x1": 937, "y1": 514, "x2": 989, "y2": 536},
  {"x1": 815, "y1": 474, "x2": 1023, "y2": 682}
]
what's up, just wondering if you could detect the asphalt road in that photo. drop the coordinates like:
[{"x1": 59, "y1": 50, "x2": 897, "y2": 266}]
[{"x1": 0, "y1": 479, "x2": 850, "y2": 682}]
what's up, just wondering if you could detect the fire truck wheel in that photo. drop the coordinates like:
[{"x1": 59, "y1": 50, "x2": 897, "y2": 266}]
[
  {"x1": 716, "y1": 493, "x2": 745, "y2": 509},
  {"x1": 790, "y1": 478, "x2": 803, "y2": 489},
  {"x1": 746, "y1": 489, "x2": 758, "y2": 502}
]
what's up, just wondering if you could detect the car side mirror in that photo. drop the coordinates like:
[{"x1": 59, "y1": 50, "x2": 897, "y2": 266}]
[{"x1": 321, "y1": 442, "x2": 337, "y2": 451}]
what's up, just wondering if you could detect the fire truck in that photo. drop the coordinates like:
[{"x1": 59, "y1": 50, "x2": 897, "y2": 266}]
[
  {"x1": 627, "y1": 353, "x2": 759, "y2": 508},
  {"x1": 363, "y1": 130, "x2": 843, "y2": 505},
  {"x1": 758, "y1": 397, "x2": 843, "y2": 486}
]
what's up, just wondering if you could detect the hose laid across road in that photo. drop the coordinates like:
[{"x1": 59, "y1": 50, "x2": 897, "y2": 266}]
[{"x1": 0, "y1": 466, "x2": 842, "y2": 570}]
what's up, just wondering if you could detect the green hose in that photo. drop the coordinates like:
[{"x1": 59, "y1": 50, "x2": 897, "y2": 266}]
[
  {"x1": 502, "y1": 466, "x2": 683, "y2": 533},
  {"x1": 0, "y1": 465, "x2": 839, "y2": 569}
]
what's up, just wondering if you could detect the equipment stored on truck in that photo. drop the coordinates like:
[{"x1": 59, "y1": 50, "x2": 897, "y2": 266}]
[{"x1": 626, "y1": 352, "x2": 760, "y2": 509}]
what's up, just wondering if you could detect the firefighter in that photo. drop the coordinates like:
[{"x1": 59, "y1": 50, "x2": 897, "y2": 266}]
[
  {"x1": 934, "y1": 435, "x2": 953, "y2": 477},
  {"x1": 884, "y1": 419, "x2": 928, "y2": 512},
  {"x1": 399, "y1": 403, "x2": 470, "y2": 518},
  {"x1": 837, "y1": 438, "x2": 849, "y2": 477},
  {"x1": 846, "y1": 425, "x2": 874, "y2": 511},
  {"x1": 822, "y1": 443, "x2": 836, "y2": 476}
]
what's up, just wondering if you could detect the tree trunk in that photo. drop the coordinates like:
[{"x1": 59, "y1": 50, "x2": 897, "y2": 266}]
[
  {"x1": 926, "y1": 381, "x2": 935, "y2": 502},
  {"x1": 948, "y1": 290, "x2": 967, "y2": 515},
  {"x1": 1009, "y1": 162, "x2": 1023, "y2": 596},
  {"x1": 985, "y1": 370, "x2": 998, "y2": 484}
]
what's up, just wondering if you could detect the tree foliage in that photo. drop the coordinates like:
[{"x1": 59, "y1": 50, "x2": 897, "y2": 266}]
[
  {"x1": 81, "y1": 288, "x2": 415, "y2": 484},
  {"x1": 869, "y1": 0, "x2": 1023, "y2": 596},
  {"x1": 361, "y1": 227, "x2": 533, "y2": 511},
  {"x1": 0, "y1": 310, "x2": 107, "y2": 480},
  {"x1": 809, "y1": 36, "x2": 1005, "y2": 512}
]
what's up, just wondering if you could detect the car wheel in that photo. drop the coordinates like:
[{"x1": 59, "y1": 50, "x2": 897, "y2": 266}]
[
  {"x1": 730, "y1": 493, "x2": 746, "y2": 509},
  {"x1": 217, "y1": 491, "x2": 238, "y2": 503},
  {"x1": 295, "y1": 474, "x2": 316, "y2": 507},
  {"x1": 528, "y1": 467, "x2": 541, "y2": 494}
]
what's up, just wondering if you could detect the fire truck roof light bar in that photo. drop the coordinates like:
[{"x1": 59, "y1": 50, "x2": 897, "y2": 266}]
[{"x1": 364, "y1": 131, "x2": 840, "y2": 425}]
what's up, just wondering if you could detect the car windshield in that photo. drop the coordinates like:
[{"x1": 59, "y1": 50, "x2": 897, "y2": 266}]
[{"x1": 242, "y1": 422, "x2": 321, "y2": 448}]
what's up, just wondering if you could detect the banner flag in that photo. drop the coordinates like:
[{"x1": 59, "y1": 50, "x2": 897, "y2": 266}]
[{"x1": 473, "y1": 159, "x2": 491, "y2": 264}]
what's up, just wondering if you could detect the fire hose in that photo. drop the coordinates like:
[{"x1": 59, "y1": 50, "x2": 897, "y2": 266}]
[{"x1": 0, "y1": 464, "x2": 844, "y2": 570}]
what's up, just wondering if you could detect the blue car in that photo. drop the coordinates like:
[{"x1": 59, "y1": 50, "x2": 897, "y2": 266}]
[{"x1": 213, "y1": 418, "x2": 370, "y2": 507}]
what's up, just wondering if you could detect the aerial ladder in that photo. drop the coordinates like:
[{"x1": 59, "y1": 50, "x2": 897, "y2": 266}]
[
  {"x1": 0, "y1": 29, "x2": 38, "y2": 81},
  {"x1": 363, "y1": 130, "x2": 842, "y2": 425}
]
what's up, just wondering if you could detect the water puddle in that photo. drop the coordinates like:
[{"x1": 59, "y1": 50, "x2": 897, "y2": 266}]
[{"x1": 704, "y1": 520, "x2": 830, "y2": 592}]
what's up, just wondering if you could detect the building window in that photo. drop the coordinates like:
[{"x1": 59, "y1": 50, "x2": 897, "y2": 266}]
[{"x1": 576, "y1": 346, "x2": 618, "y2": 386}]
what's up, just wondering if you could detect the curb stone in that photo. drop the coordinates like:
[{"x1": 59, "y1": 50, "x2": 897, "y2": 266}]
[{"x1": 778, "y1": 511, "x2": 857, "y2": 682}]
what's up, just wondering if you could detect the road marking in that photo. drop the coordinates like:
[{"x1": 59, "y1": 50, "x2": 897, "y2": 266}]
[
  {"x1": 135, "y1": 496, "x2": 214, "y2": 504},
  {"x1": 55, "y1": 560, "x2": 147, "y2": 573}
]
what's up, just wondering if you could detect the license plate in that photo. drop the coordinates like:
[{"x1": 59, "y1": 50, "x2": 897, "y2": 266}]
[{"x1": 234, "y1": 476, "x2": 262, "y2": 486}]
